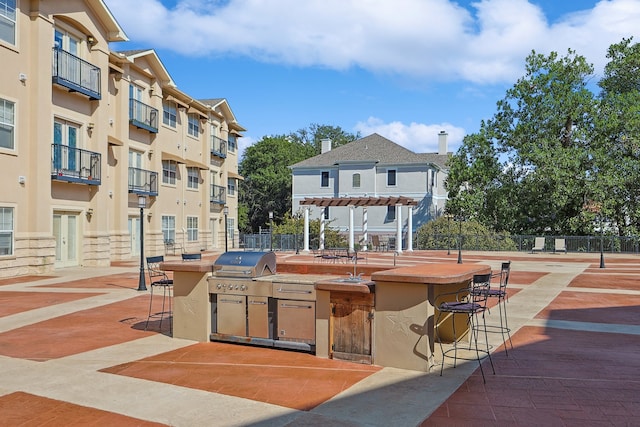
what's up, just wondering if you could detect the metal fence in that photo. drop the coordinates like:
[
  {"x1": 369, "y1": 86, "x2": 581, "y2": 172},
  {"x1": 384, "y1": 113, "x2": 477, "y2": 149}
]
[{"x1": 240, "y1": 232, "x2": 640, "y2": 254}]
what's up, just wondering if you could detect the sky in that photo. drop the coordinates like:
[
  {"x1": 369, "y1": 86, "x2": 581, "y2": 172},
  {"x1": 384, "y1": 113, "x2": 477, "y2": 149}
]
[{"x1": 103, "y1": 0, "x2": 640, "y2": 158}]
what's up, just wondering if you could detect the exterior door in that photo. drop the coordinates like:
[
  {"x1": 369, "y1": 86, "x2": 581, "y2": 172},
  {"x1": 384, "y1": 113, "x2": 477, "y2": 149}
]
[
  {"x1": 53, "y1": 120, "x2": 78, "y2": 174},
  {"x1": 129, "y1": 150, "x2": 143, "y2": 190},
  {"x1": 129, "y1": 216, "x2": 141, "y2": 256},
  {"x1": 53, "y1": 212, "x2": 78, "y2": 267}
]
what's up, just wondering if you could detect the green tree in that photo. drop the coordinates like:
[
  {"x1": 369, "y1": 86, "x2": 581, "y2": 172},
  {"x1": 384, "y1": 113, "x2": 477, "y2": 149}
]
[
  {"x1": 238, "y1": 124, "x2": 359, "y2": 232},
  {"x1": 239, "y1": 136, "x2": 311, "y2": 232},
  {"x1": 593, "y1": 37, "x2": 640, "y2": 236},
  {"x1": 289, "y1": 123, "x2": 360, "y2": 154},
  {"x1": 447, "y1": 49, "x2": 597, "y2": 235},
  {"x1": 415, "y1": 216, "x2": 517, "y2": 251}
]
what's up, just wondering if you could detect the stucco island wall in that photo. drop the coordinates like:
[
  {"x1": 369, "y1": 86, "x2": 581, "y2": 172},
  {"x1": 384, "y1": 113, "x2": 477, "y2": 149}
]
[{"x1": 371, "y1": 263, "x2": 491, "y2": 372}]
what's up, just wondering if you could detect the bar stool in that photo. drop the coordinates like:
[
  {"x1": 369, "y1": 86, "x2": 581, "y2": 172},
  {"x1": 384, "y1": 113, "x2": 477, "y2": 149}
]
[
  {"x1": 435, "y1": 273, "x2": 495, "y2": 382},
  {"x1": 486, "y1": 261, "x2": 513, "y2": 354},
  {"x1": 145, "y1": 255, "x2": 173, "y2": 333}
]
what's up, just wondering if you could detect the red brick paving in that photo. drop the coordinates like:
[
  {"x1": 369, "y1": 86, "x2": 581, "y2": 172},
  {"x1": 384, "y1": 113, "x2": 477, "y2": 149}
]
[
  {"x1": 0, "y1": 392, "x2": 167, "y2": 427},
  {"x1": 0, "y1": 295, "x2": 167, "y2": 361},
  {"x1": 101, "y1": 342, "x2": 381, "y2": 411},
  {"x1": 0, "y1": 291, "x2": 100, "y2": 318}
]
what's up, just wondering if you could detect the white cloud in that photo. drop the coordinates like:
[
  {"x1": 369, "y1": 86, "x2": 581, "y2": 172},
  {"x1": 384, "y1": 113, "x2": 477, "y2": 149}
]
[
  {"x1": 354, "y1": 117, "x2": 465, "y2": 153},
  {"x1": 105, "y1": 0, "x2": 640, "y2": 84}
]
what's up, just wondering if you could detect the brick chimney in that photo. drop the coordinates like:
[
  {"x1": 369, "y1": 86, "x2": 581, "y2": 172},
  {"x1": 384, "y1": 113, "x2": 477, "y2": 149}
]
[{"x1": 438, "y1": 131, "x2": 448, "y2": 155}]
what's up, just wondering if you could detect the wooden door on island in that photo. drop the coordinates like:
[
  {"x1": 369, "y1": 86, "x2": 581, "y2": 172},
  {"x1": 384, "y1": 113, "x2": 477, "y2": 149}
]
[{"x1": 330, "y1": 292, "x2": 375, "y2": 364}]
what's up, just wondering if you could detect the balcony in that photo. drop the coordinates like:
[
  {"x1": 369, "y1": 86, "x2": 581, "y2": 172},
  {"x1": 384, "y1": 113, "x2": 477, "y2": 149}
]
[
  {"x1": 52, "y1": 48, "x2": 101, "y2": 100},
  {"x1": 51, "y1": 144, "x2": 101, "y2": 185},
  {"x1": 210, "y1": 184, "x2": 226, "y2": 204},
  {"x1": 211, "y1": 135, "x2": 227, "y2": 159},
  {"x1": 128, "y1": 167, "x2": 158, "y2": 196},
  {"x1": 129, "y1": 99, "x2": 158, "y2": 133}
]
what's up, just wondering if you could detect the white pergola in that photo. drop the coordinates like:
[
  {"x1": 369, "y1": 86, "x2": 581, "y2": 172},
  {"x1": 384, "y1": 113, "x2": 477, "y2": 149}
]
[{"x1": 298, "y1": 196, "x2": 418, "y2": 254}]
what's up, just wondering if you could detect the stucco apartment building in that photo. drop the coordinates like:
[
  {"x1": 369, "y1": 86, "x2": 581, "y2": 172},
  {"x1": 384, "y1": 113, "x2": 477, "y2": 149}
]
[
  {"x1": 0, "y1": 0, "x2": 243, "y2": 277},
  {"x1": 290, "y1": 133, "x2": 450, "y2": 251}
]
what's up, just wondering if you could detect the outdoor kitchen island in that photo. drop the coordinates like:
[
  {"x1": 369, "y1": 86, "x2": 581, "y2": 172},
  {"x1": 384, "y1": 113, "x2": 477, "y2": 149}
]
[{"x1": 161, "y1": 253, "x2": 490, "y2": 372}]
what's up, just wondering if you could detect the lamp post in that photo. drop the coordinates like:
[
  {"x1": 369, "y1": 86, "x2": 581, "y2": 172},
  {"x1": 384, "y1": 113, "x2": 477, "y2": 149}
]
[
  {"x1": 457, "y1": 215, "x2": 463, "y2": 264},
  {"x1": 223, "y1": 206, "x2": 229, "y2": 252},
  {"x1": 269, "y1": 211, "x2": 274, "y2": 251},
  {"x1": 137, "y1": 195, "x2": 147, "y2": 291},
  {"x1": 446, "y1": 213, "x2": 452, "y2": 256},
  {"x1": 599, "y1": 214, "x2": 605, "y2": 269}
]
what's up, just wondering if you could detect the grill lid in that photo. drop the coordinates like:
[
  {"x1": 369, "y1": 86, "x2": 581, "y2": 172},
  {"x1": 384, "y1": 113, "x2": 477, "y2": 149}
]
[{"x1": 213, "y1": 251, "x2": 276, "y2": 277}]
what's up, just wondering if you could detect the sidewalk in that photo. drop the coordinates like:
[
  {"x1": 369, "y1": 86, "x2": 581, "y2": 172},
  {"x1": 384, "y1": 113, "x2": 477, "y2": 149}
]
[{"x1": 0, "y1": 251, "x2": 638, "y2": 426}]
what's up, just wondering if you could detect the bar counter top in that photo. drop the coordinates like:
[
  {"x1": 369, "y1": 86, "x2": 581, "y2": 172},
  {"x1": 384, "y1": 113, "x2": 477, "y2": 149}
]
[
  {"x1": 160, "y1": 259, "x2": 213, "y2": 273},
  {"x1": 371, "y1": 263, "x2": 490, "y2": 284}
]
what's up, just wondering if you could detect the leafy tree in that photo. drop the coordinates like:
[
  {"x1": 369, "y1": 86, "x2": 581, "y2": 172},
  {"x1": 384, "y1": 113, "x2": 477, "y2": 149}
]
[
  {"x1": 288, "y1": 123, "x2": 360, "y2": 154},
  {"x1": 238, "y1": 124, "x2": 359, "y2": 232},
  {"x1": 593, "y1": 37, "x2": 640, "y2": 236},
  {"x1": 415, "y1": 216, "x2": 517, "y2": 251},
  {"x1": 238, "y1": 135, "x2": 311, "y2": 232},
  {"x1": 447, "y1": 49, "x2": 597, "y2": 235}
]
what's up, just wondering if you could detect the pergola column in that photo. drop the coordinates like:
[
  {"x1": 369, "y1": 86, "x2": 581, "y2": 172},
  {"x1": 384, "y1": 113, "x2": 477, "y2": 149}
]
[
  {"x1": 303, "y1": 207, "x2": 310, "y2": 253},
  {"x1": 407, "y1": 205, "x2": 414, "y2": 252},
  {"x1": 320, "y1": 207, "x2": 325, "y2": 250},
  {"x1": 396, "y1": 204, "x2": 403, "y2": 254},
  {"x1": 362, "y1": 207, "x2": 368, "y2": 251},
  {"x1": 348, "y1": 206, "x2": 355, "y2": 251}
]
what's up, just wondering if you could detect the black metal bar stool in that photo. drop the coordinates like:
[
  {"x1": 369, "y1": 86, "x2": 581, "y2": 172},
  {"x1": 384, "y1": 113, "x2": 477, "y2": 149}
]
[
  {"x1": 435, "y1": 273, "x2": 495, "y2": 382},
  {"x1": 145, "y1": 255, "x2": 173, "y2": 333}
]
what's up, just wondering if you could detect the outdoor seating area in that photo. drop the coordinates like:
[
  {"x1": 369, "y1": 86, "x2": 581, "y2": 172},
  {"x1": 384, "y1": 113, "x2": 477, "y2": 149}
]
[{"x1": 0, "y1": 250, "x2": 639, "y2": 426}]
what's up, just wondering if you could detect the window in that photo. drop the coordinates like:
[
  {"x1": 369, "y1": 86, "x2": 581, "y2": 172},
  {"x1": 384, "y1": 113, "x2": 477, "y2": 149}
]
[
  {"x1": 323, "y1": 207, "x2": 330, "y2": 220},
  {"x1": 162, "y1": 160, "x2": 177, "y2": 185},
  {"x1": 387, "y1": 205, "x2": 396, "y2": 221},
  {"x1": 54, "y1": 27, "x2": 80, "y2": 55},
  {"x1": 321, "y1": 171, "x2": 329, "y2": 187},
  {"x1": 0, "y1": 98, "x2": 15, "y2": 150},
  {"x1": 0, "y1": 0, "x2": 16, "y2": 45},
  {"x1": 186, "y1": 216, "x2": 198, "y2": 241},
  {"x1": 0, "y1": 207, "x2": 13, "y2": 256},
  {"x1": 387, "y1": 169, "x2": 397, "y2": 186},
  {"x1": 53, "y1": 119, "x2": 79, "y2": 171},
  {"x1": 187, "y1": 167, "x2": 199, "y2": 189},
  {"x1": 187, "y1": 114, "x2": 199, "y2": 137},
  {"x1": 227, "y1": 178, "x2": 236, "y2": 196},
  {"x1": 228, "y1": 134, "x2": 237, "y2": 152},
  {"x1": 352, "y1": 173, "x2": 360, "y2": 188},
  {"x1": 162, "y1": 101, "x2": 177, "y2": 127},
  {"x1": 162, "y1": 215, "x2": 175, "y2": 243}
]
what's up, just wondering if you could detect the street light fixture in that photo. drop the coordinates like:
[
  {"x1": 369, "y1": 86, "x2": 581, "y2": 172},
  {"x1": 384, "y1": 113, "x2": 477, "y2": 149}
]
[
  {"x1": 269, "y1": 211, "x2": 274, "y2": 251},
  {"x1": 599, "y1": 214, "x2": 605, "y2": 269},
  {"x1": 223, "y1": 206, "x2": 229, "y2": 252},
  {"x1": 445, "y1": 213, "x2": 452, "y2": 256},
  {"x1": 137, "y1": 195, "x2": 147, "y2": 291}
]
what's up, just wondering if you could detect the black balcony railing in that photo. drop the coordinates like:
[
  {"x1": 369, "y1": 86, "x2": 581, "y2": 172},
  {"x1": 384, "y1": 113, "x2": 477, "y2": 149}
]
[
  {"x1": 52, "y1": 48, "x2": 101, "y2": 100},
  {"x1": 129, "y1": 98, "x2": 158, "y2": 133},
  {"x1": 211, "y1": 135, "x2": 227, "y2": 159},
  {"x1": 51, "y1": 144, "x2": 101, "y2": 185},
  {"x1": 128, "y1": 167, "x2": 158, "y2": 196},
  {"x1": 210, "y1": 184, "x2": 226, "y2": 204}
]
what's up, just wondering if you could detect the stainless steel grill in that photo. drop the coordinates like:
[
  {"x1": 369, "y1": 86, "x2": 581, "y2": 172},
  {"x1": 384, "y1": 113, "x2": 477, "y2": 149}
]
[
  {"x1": 208, "y1": 251, "x2": 316, "y2": 352},
  {"x1": 212, "y1": 251, "x2": 276, "y2": 278}
]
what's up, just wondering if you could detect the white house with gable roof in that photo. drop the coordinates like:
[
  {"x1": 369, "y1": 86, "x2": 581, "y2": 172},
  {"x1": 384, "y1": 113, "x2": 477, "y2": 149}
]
[{"x1": 289, "y1": 132, "x2": 451, "y2": 252}]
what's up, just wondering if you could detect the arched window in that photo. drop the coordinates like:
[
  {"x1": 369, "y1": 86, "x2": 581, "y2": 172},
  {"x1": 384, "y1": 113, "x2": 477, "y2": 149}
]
[{"x1": 352, "y1": 173, "x2": 361, "y2": 188}]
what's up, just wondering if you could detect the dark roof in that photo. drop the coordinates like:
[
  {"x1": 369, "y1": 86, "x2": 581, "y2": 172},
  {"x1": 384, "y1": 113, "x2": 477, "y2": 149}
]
[{"x1": 290, "y1": 133, "x2": 450, "y2": 169}]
